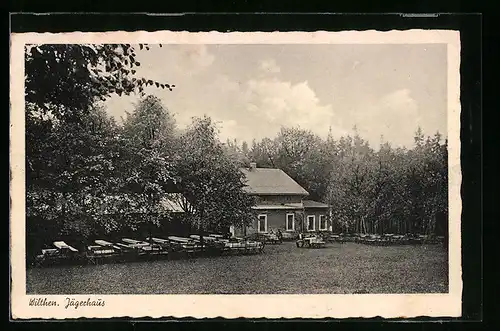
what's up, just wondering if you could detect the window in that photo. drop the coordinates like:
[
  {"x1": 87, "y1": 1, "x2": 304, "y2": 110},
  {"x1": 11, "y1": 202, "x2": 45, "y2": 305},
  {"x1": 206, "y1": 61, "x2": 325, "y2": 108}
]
[
  {"x1": 258, "y1": 214, "x2": 267, "y2": 233},
  {"x1": 286, "y1": 213, "x2": 295, "y2": 231},
  {"x1": 319, "y1": 215, "x2": 327, "y2": 231},
  {"x1": 307, "y1": 215, "x2": 315, "y2": 231}
]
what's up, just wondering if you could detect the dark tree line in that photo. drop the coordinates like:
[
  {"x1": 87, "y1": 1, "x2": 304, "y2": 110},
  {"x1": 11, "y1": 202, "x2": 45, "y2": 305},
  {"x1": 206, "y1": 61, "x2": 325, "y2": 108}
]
[{"x1": 225, "y1": 126, "x2": 448, "y2": 237}]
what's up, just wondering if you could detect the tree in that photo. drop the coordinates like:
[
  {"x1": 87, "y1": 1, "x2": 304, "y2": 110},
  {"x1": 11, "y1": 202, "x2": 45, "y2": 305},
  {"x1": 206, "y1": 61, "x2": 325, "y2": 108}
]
[
  {"x1": 26, "y1": 105, "x2": 122, "y2": 253},
  {"x1": 119, "y1": 95, "x2": 178, "y2": 238},
  {"x1": 25, "y1": 44, "x2": 176, "y2": 247},
  {"x1": 325, "y1": 132, "x2": 374, "y2": 234},
  {"x1": 25, "y1": 44, "x2": 174, "y2": 191},
  {"x1": 418, "y1": 131, "x2": 448, "y2": 236},
  {"x1": 175, "y1": 116, "x2": 256, "y2": 238},
  {"x1": 224, "y1": 138, "x2": 249, "y2": 166},
  {"x1": 323, "y1": 126, "x2": 449, "y2": 236},
  {"x1": 241, "y1": 141, "x2": 249, "y2": 156},
  {"x1": 25, "y1": 43, "x2": 174, "y2": 121},
  {"x1": 239, "y1": 123, "x2": 448, "y2": 237},
  {"x1": 246, "y1": 127, "x2": 330, "y2": 202}
]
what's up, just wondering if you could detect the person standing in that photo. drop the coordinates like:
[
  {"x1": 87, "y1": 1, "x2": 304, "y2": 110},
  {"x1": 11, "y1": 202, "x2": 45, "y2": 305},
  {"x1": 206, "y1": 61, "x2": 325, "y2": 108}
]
[
  {"x1": 277, "y1": 229, "x2": 283, "y2": 243},
  {"x1": 297, "y1": 232, "x2": 304, "y2": 247}
]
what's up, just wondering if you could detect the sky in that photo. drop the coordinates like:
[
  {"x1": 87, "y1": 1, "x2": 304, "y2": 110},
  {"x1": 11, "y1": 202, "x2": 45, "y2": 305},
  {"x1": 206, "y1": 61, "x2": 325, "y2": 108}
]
[{"x1": 103, "y1": 43, "x2": 448, "y2": 149}]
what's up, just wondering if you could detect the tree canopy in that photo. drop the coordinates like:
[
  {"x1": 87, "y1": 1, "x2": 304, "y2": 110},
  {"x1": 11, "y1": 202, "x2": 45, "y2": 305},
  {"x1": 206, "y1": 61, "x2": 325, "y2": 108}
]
[
  {"x1": 227, "y1": 126, "x2": 448, "y2": 236},
  {"x1": 25, "y1": 43, "x2": 174, "y2": 121},
  {"x1": 175, "y1": 116, "x2": 256, "y2": 233}
]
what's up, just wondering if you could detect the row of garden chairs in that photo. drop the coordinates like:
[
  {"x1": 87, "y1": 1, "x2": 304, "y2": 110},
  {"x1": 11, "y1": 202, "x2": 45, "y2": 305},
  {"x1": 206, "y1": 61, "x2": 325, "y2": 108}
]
[{"x1": 32, "y1": 234, "x2": 265, "y2": 267}]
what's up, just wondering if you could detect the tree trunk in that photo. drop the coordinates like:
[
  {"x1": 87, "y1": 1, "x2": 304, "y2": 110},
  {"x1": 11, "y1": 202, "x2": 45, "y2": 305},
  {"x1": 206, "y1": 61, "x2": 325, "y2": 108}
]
[
  {"x1": 61, "y1": 192, "x2": 68, "y2": 237},
  {"x1": 149, "y1": 220, "x2": 153, "y2": 244},
  {"x1": 429, "y1": 212, "x2": 436, "y2": 236},
  {"x1": 199, "y1": 209, "x2": 205, "y2": 254}
]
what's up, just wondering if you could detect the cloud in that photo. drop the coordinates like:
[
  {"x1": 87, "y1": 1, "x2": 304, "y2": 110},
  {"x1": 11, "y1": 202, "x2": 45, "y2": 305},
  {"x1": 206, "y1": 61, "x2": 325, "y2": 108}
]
[
  {"x1": 180, "y1": 44, "x2": 215, "y2": 69},
  {"x1": 129, "y1": 44, "x2": 215, "y2": 84},
  {"x1": 353, "y1": 88, "x2": 421, "y2": 147},
  {"x1": 103, "y1": 45, "x2": 217, "y2": 123},
  {"x1": 380, "y1": 89, "x2": 419, "y2": 113},
  {"x1": 244, "y1": 78, "x2": 343, "y2": 138},
  {"x1": 172, "y1": 74, "x2": 345, "y2": 143},
  {"x1": 212, "y1": 74, "x2": 240, "y2": 92},
  {"x1": 259, "y1": 59, "x2": 281, "y2": 74},
  {"x1": 102, "y1": 51, "x2": 346, "y2": 144}
]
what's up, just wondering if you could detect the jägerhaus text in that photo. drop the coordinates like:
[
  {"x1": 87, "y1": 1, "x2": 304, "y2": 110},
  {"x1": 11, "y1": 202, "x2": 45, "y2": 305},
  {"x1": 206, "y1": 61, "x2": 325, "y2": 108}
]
[
  {"x1": 29, "y1": 297, "x2": 105, "y2": 309},
  {"x1": 65, "y1": 297, "x2": 105, "y2": 309}
]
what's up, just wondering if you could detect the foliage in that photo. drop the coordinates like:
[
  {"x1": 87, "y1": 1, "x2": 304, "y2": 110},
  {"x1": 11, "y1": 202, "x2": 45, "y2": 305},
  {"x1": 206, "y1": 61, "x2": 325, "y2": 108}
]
[
  {"x1": 25, "y1": 44, "x2": 174, "y2": 121},
  {"x1": 175, "y1": 116, "x2": 257, "y2": 233},
  {"x1": 119, "y1": 96, "x2": 178, "y2": 228},
  {"x1": 232, "y1": 126, "x2": 448, "y2": 236},
  {"x1": 26, "y1": 96, "x2": 256, "y2": 250},
  {"x1": 26, "y1": 105, "x2": 123, "y2": 240},
  {"x1": 25, "y1": 44, "x2": 175, "y2": 252}
]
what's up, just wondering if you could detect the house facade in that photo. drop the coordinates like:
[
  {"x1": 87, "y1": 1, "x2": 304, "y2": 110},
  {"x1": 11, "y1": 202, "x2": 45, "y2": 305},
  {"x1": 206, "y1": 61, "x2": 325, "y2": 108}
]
[{"x1": 233, "y1": 163, "x2": 330, "y2": 236}]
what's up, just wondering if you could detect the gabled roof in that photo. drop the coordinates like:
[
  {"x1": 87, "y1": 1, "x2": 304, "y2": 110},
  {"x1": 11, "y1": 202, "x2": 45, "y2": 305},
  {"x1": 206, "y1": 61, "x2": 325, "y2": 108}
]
[
  {"x1": 98, "y1": 193, "x2": 190, "y2": 214},
  {"x1": 240, "y1": 167, "x2": 309, "y2": 196},
  {"x1": 26, "y1": 191, "x2": 190, "y2": 216},
  {"x1": 160, "y1": 193, "x2": 190, "y2": 213}
]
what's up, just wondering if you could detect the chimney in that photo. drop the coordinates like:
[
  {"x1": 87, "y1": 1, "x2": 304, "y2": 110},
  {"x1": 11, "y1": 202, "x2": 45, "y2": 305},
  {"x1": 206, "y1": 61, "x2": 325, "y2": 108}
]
[{"x1": 249, "y1": 162, "x2": 257, "y2": 170}]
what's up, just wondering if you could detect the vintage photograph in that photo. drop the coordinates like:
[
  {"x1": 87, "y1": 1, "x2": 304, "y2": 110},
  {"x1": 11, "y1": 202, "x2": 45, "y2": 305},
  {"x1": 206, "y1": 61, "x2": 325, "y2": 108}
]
[{"x1": 11, "y1": 30, "x2": 462, "y2": 319}]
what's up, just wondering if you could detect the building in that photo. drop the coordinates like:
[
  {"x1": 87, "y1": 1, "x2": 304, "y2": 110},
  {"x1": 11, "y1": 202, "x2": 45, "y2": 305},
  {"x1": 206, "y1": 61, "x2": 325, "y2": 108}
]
[
  {"x1": 97, "y1": 192, "x2": 193, "y2": 236},
  {"x1": 232, "y1": 162, "x2": 330, "y2": 236}
]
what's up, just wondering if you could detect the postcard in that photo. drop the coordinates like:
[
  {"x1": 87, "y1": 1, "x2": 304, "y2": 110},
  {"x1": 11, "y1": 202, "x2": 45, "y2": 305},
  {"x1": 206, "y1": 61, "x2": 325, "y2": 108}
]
[{"x1": 10, "y1": 29, "x2": 461, "y2": 319}]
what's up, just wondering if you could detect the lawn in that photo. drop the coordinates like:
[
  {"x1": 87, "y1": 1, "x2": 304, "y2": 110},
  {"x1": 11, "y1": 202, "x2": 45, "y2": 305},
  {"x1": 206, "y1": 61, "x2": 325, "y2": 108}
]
[{"x1": 26, "y1": 242, "x2": 448, "y2": 294}]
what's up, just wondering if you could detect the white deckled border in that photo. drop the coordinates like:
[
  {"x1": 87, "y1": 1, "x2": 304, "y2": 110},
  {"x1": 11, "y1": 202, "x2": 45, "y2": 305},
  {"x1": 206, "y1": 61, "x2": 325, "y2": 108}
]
[{"x1": 10, "y1": 30, "x2": 462, "y2": 320}]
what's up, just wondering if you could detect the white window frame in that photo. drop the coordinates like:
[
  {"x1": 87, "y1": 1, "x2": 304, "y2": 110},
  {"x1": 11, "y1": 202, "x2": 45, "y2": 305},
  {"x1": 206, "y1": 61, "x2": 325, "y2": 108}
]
[
  {"x1": 307, "y1": 215, "x2": 315, "y2": 232},
  {"x1": 257, "y1": 214, "x2": 268, "y2": 233},
  {"x1": 286, "y1": 213, "x2": 295, "y2": 231},
  {"x1": 319, "y1": 215, "x2": 327, "y2": 231}
]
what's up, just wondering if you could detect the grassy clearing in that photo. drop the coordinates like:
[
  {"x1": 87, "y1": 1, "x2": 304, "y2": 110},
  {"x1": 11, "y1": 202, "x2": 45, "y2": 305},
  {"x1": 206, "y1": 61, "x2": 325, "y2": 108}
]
[{"x1": 26, "y1": 242, "x2": 448, "y2": 294}]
